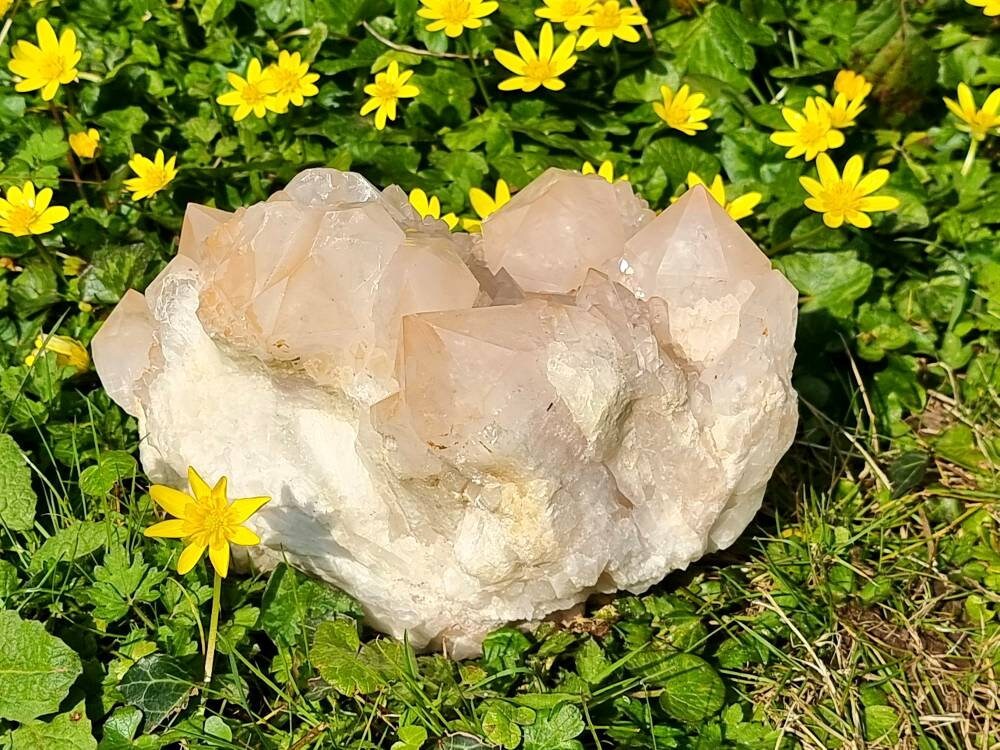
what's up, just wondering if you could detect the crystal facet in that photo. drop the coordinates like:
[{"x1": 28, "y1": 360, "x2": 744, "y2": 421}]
[{"x1": 93, "y1": 168, "x2": 798, "y2": 657}]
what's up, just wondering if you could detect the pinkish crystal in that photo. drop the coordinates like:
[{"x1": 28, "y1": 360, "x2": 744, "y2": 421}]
[{"x1": 93, "y1": 168, "x2": 798, "y2": 657}]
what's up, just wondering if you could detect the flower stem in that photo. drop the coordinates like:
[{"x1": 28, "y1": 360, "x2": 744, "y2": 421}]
[
  {"x1": 464, "y1": 36, "x2": 492, "y2": 108},
  {"x1": 961, "y1": 139, "x2": 978, "y2": 177},
  {"x1": 203, "y1": 571, "x2": 222, "y2": 686}
]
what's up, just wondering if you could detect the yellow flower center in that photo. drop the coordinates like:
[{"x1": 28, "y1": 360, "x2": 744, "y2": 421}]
[
  {"x1": 188, "y1": 500, "x2": 236, "y2": 546},
  {"x1": 439, "y1": 0, "x2": 472, "y2": 22},
  {"x1": 799, "y1": 119, "x2": 829, "y2": 146},
  {"x1": 524, "y1": 59, "x2": 557, "y2": 82},
  {"x1": 820, "y1": 181, "x2": 860, "y2": 215},
  {"x1": 372, "y1": 78, "x2": 406, "y2": 101},
  {"x1": 241, "y1": 82, "x2": 270, "y2": 106},
  {"x1": 272, "y1": 67, "x2": 301, "y2": 94},
  {"x1": 591, "y1": 5, "x2": 624, "y2": 29},
  {"x1": 142, "y1": 167, "x2": 170, "y2": 190},
  {"x1": 39, "y1": 54, "x2": 68, "y2": 81},
  {"x1": 6, "y1": 205, "x2": 39, "y2": 234},
  {"x1": 663, "y1": 103, "x2": 693, "y2": 128}
]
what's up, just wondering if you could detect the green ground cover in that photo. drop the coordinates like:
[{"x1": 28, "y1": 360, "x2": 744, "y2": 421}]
[{"x1": 0, "y1": 0, "x2": 998, "y2": 747}]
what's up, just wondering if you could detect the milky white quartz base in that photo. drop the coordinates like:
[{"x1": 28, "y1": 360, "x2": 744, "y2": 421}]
[{"x1": 93, "y1": 169, "x2": 799, "y2": 657}]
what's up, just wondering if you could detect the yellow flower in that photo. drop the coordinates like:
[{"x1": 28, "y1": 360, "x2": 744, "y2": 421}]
[
  {"x1": 833, "y1": 70, "x2": 872, "y2": 101},
  {"x1": 417, "y1": 0, "x2": 499, "y2": 37},
  {"x1": 680, "y1": 172, "x2": 762, "y2": 222},
  {"x1": 69, "y1": 128, "x2": 100, "y2": 159},
  {"x1": 216, "y1": 58, "x2": 282, "y2": 122},
  {"x1": 265, "y1": 51, "x2": 320, "y2": 111},
  {"x1": 361, "y1": 62, "x2": 420, "y2": 130},
  {"x1": 582, "y1": 159, "x2": 628, "y2": 182},
  {"x1": 770, "y1": 97, "x2": 844, "y2": 160},
  {"x1": 8, "y1": 19, "x2": 81, "y2": 101},
  {"x1": 653, "y1": 84, "x2": 711, "y2": 136},
  {"x1": 494, "y1": 23, "x2": 578, "y2": 93},
  {"x1": 535, "y1": 0, "x2": 595, "y2": 31},
  {"x1": 0, "y1": 0, "x2": 12, "y2": 17},
  {"x1": 25, "y1": 334, "x2": 89, "y2": 373},
  {"x1": 943, "y1": 83, "x2": 1000, "y2": 142},
  {"x1": 409, "y1": 188, "x2": 459, "y2": 230},
  {"x1": 966, "y1": 0, "x2": 999, "y2": 16},
  {"x1": 819, "y1": 94, "x2": 865, "y2": 129},
  {"x1": 577, "y1": 0, "x2": 647, "y2": 49},
  {"x1": 462, "y1": 179, "x2": 511, "y2": 231},
  {"x1": 124, "y1": 149, "x2": 178, "y2": 201},
  {"x1": 799, "y1": 153, "x2": 899, "y2": 229},
  {"x1": 145, "y1": 467, "x2": 270, "y2": 578},
  {"x1": 0, "y1": 181, "x2": 69, "y2": 236}
]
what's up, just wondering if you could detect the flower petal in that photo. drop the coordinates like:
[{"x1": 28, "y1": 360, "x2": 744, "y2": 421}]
[
  {"x1": 228, "y1": 496, "x2": 270, "y2": 524},
  {"x1": 855, "y1": 169, "x2": 889, "y2": 195},
  {"x1": 150, "y1": 485, "x2": 194, "y2": 518},
  {"x1": 209, "y1": 542, "x2": 230, "y2": 578},
  {"x1": 144, "y1": 519, "x2": 190, "y2": 538},
  {"x1": 188, "y1": 466, "x2": 212, "y2": 500},
  {"x1": 229, "y1": 526, "x2": 261, "y2": 546},
  {"x1": 856, "y1": 195, "x2": 899, "y2": 212},
  {"x1": 177, "y1": 541, "x2": 206, "y2": 575}
]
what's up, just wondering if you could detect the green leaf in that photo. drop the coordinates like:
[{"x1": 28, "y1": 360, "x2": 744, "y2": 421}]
[
  {"x1": 80, "y1": 244, "x2": 157, "y2": 305},
  {"x1": 0, "y1": 610, "x2": 83, "y2": 723},
  {"x1": 774, "y1": 251, "x2": 874, "y2": 318},
  {"x1": 79, "y1": 451, "x2": 138, "y2": 496},
  {"x1": 0, "y1": 433, "x2": 36, "y2": 531},
  {"x1": 118, "y1": 654, "x2": 194, "y2": 730},
  {"x1": 85, "y1": 545, "x2": 167, "y2": 622},
  {"x1": 482, "y1": 701, "x2": 535, "y2": 750},
  {"x1": 639, "y1": 138, "x2": 720, "y2": 201},
  {"x1": 888, "y1": 451, "x2": 928, "y2": 498},
  {"x1": 864, "y1": 704, "x2": 899, "y2": 743},
  {"x1": 31, "y1": 521, "x2": 118, "y2": 572},
  {"x1": 259, "y1": 563, "x2": 362, "y2": 647},
  {"x1": 521, "y1": 705, "x2": 585, "y2": 750},
  {"x1": 655, "y1": 654, "x2": 726, "y2": 723},
  {"x1": 311, "y1": 619, "x2": 384, "y2": 696},
  {"x1": 10, "y1": 262, "x2": 59, "y2": 316},
  {"x1": 97, "y1": 707, "x2": 144, "y2": 750},
  {"x1": 482, "y1": 627, "x2": 533, "y2": 674},
  {"x1": 574, "y1": 638, "x2": 612, "y2": 685},
  {"x1": 10, "y1": 704, "x2": 97, "y2": 750},
  {"x1": 661, "y1": 5, "x2": 774, "y2": 89}
]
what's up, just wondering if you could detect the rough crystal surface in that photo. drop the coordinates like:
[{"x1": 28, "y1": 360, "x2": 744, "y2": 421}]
[{"x1": 93, "y1": 167, "x2": 799, "y2": 657}]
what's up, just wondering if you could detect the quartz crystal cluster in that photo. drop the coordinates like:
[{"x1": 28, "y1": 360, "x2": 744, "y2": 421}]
[{"x1": 93, "y1": 168, "x2": 799, "y2": 657}]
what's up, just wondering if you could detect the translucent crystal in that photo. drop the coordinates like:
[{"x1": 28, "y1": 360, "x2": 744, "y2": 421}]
[{"x1": 93, "y1": 168, "x2": 798, "y2": 657}]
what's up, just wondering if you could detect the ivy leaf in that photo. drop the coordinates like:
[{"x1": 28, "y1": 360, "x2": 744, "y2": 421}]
[
  {"x1": 259, "y1": 563, "x2": 362, "y2": 647},
  {"x1": 10, "y1": 262, "x2": 59, "y2": 316},
  {"x1": 10, "y1": 703, "x2": 97, "y2": 750},
  {"x1": 80, "y1": 244, "x2": 158, "y2": 305},
  {"x1": 482, "y1": 701, "x2": 535, "y2": 750},
  {"x1": 655, "y1": 654, "x2": 726, "y2": 723},
  {"x1": 0, "y1": 433, "x2": 36, "y2": 531},
  {"x1": 0, "y1": 610, "x2": 83, "y2": 723},
  {"x1": 79, "y1": 451, "x2": 138, "y2": 496},
  {"x1": 521, "y1": 705, "x2": 585, "y2": 750},
  {"x1": 311, "y1": 619, "x2": 385, "y2": 696},
  {"x1": 118, "y1": 654, "x2": 195, "y2": 730}
]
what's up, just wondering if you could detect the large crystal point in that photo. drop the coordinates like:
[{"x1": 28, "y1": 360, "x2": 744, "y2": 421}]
[{"x1": 93, "y1": 168, "x2": 798, "y2": 657}]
